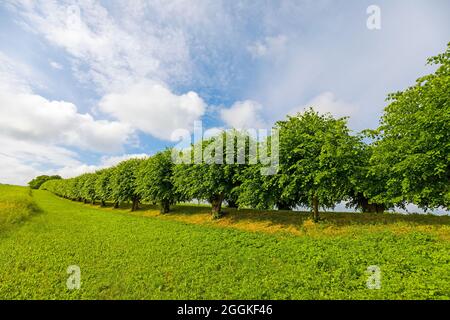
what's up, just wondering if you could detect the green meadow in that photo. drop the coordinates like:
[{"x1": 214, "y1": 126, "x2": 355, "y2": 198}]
[{"x1": 0, "y1": 185, "x2": 449, "y2": 299}]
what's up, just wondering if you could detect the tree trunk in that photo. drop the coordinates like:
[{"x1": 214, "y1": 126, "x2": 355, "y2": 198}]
[
  {"x1": 83, "y1": 199, "x2": 87, "y2": 204},
  {"x1": 312, "y1": 195, "x2": 319, "y2": 222},
  {"x1": 160, "y1": 200, "x2": 170, "y2": 213},
  {"x1": 131, "y1": 198, "x2": 139, "y2": 212},
  {"x1": 359, "y1": 195, "x2": 385, "y2": 213},
  {"x1": 226, "y1": 199, "x2": 238, "y2": 208},
  {"x1": 375, "y1": 204, "x2": 385, "y2": 213},
  {"x1": 360, "y1": 196, "x2": 370, "y2": 213},
  {"x1": 114, "y1": 201, "x2": 119, "y2": 209},
  {"x1": 276, "y1": 201, "x2": 291, "y2": 210},
  {"x1": 91, "y1": 199, "x2": 95, "y2": 205},
  {"x1": 101, "y1": 200, "x2": 106, "y2": 207},
  {"x1": 211, "y1": 194, "x2": 224, "y2": 219}
]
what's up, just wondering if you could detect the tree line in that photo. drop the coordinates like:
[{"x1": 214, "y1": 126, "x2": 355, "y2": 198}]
[{"x1": 39, "y1": 44, "x2": 450, "y2": 221}]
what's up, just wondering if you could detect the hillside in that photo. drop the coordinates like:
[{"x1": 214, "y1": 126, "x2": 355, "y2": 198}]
[{"x1": 0, "y1": 185, "x2": 449, "y2": 299}]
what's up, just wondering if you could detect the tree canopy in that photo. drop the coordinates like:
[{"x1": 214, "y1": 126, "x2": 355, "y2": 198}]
[
  {"x1": 39, "y1": 44, "x2": 450, "y2": 218},
  {"x1": 28, "y1": 175, "x2": 61, "y2": 189},
  {"x1": 137, "y1": 150, "x2": 177, "y2": 213},
  {"x1": 371, "y1": 43, "x2": 450, "y2": 210}
]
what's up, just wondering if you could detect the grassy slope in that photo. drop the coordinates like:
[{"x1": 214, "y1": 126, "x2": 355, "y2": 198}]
[
  {"x1": 0, "y1": 185, "x2": 41, "y2": 232},
  {"x1": 0, "y1": 186, "x2": 449, "y2": 299}
]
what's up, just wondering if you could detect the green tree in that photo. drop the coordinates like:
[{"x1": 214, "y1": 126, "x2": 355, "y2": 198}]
[
  {"x1": 95, "y1": 168, "x2": 113, "y2": 207},
  {"x1": 80, "y1": 173, "x2": 97, "y2": 204},
  {"x1": 372, "y1": 44, "x2": 450, "y2": 210},
  {"x1": 137, "y1": 150, "x2": 176, "y2": 213},
  {"x1": 173, "y1": 131, "x2": 245, "y2": 219},
  {"x1": 28, "y1": 175, "x2": 62, "y2": 189},
  {"x1": 347, "y1": 137, "x2": 390, "y2": 213},
  {"x1": 111, "y1": 158, "x2": 143, "y2": 211},
  {"x1": 236, "y1": 135, "x2": 296, "y2": 210},
  {"x1": 276, "y1": 109, "x2": 360, "y2": 221}
]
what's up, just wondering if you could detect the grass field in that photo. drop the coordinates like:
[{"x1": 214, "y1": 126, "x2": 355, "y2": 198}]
[
  {"x1": 0, "y1": 185, "x2": 41, "y2": 233},
  {"x1": 0, "y1": 185, "x2": 449, "y2": 299}
]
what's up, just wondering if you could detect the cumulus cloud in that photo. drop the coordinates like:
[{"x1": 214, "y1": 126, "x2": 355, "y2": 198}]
[
  {"x1": 220, "y1": 100, "x2": 268, "y2": 130},
  {"x1": 99, "y1": 81, "x2": 206, "y2": 140},
  {"x1": 7, "y1": 1, "x2": 208, "y2": 142},
  {"x1": 49, "y1": 61, "x2": 63, "y2": 70},
  {"x1": 0, "y1": 138, "x2": 149, "y2": 185},
  {"x1": 8, "y1": 0, "x2": 190, "y2": 92},
  {"x1": 0, "y1": 51, "x2": 136, "y2": 185},
  {"x1": 247, "y1": 34, "x2": 288, "y2": 59},
  {"x1": 0, "y1": 54, "x2": 133, "y2": 154},
  {"x1": 54, "y1": 153, "x2": 150, "y2": 179},
  {"x1": 289, "y1": 92, "x2": 359, "y2": 124},
  {"x1": 0, "y1": 91, "x2": 133, "y2": 153},
  {"x1": 0, "y1": 134, "x2": 80, "y2": 185}
]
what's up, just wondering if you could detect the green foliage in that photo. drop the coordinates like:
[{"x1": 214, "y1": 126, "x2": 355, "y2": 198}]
[
  {"x1": 372, "y1": 43, "x2": 450, "y2": 210},
  {"x1": 275, "y1": 109, "x2": 361, "y2": 220},
  {"x1": 236, "y1": 134, "x2": 293, "y2": 210},
  {"x1": 28, "y1": 175, "x2": 61, "y2": 189},
  {"x1": 38, "y1": 45, "x2": 450, "y2": 216},
  {"x1": 80, "y1": 173, "x2": 97, "y2": 204},
  {"x1": 95, "y1": 168, "x2": 113, "y2": 206},
  {"x1": 173, "y1": 131, "x2": 247, "y2": 218},
  {"x1": 111, "y1": 158, "x2": 144, "y2": 211},
  {"x1": 137, "y1": 150, "x2": 176, "y2": 213},
  {"x1": 346, "y1": 137, "x2": 391, "y2": 213}
]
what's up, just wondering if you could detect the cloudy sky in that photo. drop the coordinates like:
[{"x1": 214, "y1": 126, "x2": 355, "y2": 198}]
[{"x1": 0, "y1": 0, "x2": 449, "y2": 187}]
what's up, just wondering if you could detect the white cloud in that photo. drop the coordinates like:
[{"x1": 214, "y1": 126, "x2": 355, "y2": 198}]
[
  {"x1": 289, "y1": 92, "x2": 359, "y2": 123},
  {"x1": 0, "y1": 154, "x2": 40, "y2": 186},
  {"x1": 0, "y1": 138, "x2": 149, "y2": 185},
  {"x1": 220, "y1": 100, "x2": 267, "y2": 130},
  {"x1": 0, "y1": 91, "x2": 133, "y2": 153},
  {"x1": 99, "y1": 81, "x2": 205, "y2": 141},
  {"x1": 247, "y1": 35, "x2": 288, "y2": 59},
  {"x1": 99, "y1": 153, "x2": 149, "y2": 168},
  {"x1": 0, "y1": 52, "x2": 34, "y2": 93},
  {"x1": 54, "y1": 153, "x2": 150, "y2": 179},
  {"x1": 49, "y1": 61, "x2": 63, "y2": 70},
  {"x1": 0, "y1": 51, "x2": 137, "y2": 185},
  {"x1": 0, "y1": 135, "x2": 80, "y2": 185},
  {"x1": 0, "y1": 51, "x2": 134, "y2": 153},
  {"x1": 7, "y1": 1, "x2": 209, "y2": 142},
  {"x1": 245, "y1": 1, "x2": 450, "y2": 131},
  {"x1": 8, "y1": 0, "x2": 190, "y2": 92}
]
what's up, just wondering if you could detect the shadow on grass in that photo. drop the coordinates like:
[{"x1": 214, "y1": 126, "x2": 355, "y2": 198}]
[
  {"x1": 72, "y1": 198, "x2": 450, "y2": 229},
  {"x1": 167, "y1": 205, "x2": 450, "y2": 228}
]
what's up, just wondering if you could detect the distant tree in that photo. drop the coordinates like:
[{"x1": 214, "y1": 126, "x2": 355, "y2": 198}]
[
  {"x1": 236, "y1": 135, "x2": 296, "y2": 211},
  {"x1": 276, "y1": 109, "x2": 360, "y2": 221},
  {"x1": 347, "y1": 137, "x2": 390, "y2": 213},
  {"x1": 76, "y1": 174, "x2": 90, "y2": 203},
  {"x1": 137, "y1": 150, "x2": 176, "y2": 213},
  {"x1": 111, "y1": 158, "x2": 144, "y2": 211},
  {"x1": 94, "y1": 168, "x2": 113, "y2": 207},
  {"x1": 372, "y1": 43, "x2": 450, "y2": 210},
  {"x1": 80, "y1": 173, "x2": 97, "y2": 204},
  {"x1": 28, "y1": 175, "x2": 62, "y2": 189},
  {"x1": 173, "y1": 131, "x2": 247, "y2": 219}
]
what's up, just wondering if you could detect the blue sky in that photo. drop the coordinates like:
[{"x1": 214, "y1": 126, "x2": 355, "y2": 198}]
[{"x1": 0, "y1": 0, "x2": 449, "y2": 192}]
